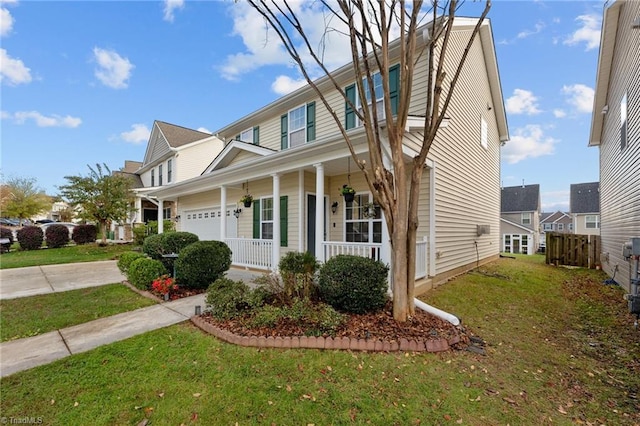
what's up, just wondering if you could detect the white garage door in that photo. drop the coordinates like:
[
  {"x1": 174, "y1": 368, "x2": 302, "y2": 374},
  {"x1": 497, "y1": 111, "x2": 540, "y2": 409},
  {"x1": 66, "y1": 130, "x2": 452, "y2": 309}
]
[{"x1": 180, "y1": 205, "x2": 237, "y2": 241}]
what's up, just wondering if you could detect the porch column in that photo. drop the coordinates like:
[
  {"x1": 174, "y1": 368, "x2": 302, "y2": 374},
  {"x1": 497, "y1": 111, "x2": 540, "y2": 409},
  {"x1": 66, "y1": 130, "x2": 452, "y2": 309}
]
[
  {"x1": 157, "y1": 199, "x2": 164, "y2": 234},
  {"x1": 220, "y1": 185, "x2": 227, "y2": 242},
  {"x1": 314, "y1": 163, "x2": 325, "y2": 262},
  {"x1": 135, "y1": 196, "x2": 142, "y2": 223},
  {"x1": 298, "y1": 170, "x2": 305, "y2": 252},
  {"x1": 272, "y1": 173, "x2": 281, "y2": 271}
]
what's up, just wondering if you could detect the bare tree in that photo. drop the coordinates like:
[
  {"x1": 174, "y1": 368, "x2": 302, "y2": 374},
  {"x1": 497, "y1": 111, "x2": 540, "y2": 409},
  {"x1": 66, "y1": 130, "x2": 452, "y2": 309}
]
[{"x1": 247, "y1": 0, "x2": 491, "y2": 321}]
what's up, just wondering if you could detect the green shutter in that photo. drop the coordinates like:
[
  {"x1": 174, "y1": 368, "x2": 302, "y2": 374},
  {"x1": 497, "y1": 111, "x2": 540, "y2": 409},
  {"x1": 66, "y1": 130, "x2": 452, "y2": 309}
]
[
  {"x1": 345, "y1": 84, "x2": 356, "y2": 129},
  {"x1": 280, "y1": 196, "x2": 288, "y2": 247},
  {"x1": 389, "y1": 64, "x2": 399, "y2": 116},
  {"x1": 253, "y1": 126, "x2": 260, "y2": 145},
  {"x1": 235, "y1": 134, "x2": 241, "y2": 141},
  {"x1": 252, "y1": 199, "x2": 260, "y2": 239},
  {"x1": 306, "y1": 102, "x2": 316, "y2": 142},
  {"x1": 280, "y1": 114, "x2": 288, "y2": 150}
]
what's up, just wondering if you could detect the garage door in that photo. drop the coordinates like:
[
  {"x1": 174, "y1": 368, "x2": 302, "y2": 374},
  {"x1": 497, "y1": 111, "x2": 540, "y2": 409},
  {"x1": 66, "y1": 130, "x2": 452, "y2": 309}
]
[{"x1": 180, "y1": 206, "x2": 237, "y2": 241}]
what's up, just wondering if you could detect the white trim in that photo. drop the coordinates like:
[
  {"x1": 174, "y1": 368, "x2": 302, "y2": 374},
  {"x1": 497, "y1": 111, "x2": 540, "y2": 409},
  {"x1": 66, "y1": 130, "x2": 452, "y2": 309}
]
[{"x1": 203, "y1": 140, "x2": 274, "y2": 174}]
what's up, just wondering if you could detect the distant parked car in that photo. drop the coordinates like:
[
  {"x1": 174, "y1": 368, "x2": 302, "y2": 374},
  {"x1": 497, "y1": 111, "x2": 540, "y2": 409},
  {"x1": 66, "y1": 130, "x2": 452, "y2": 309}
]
[
  {"x1": 35, "y1": 219, "x2": 55, "y2": 224},
  {"x1": 39, "y1": 222, "x2": 77, "y2": 238},
  {"x1": 0, "y1": 218, "x2": 19, "y2": 226}
]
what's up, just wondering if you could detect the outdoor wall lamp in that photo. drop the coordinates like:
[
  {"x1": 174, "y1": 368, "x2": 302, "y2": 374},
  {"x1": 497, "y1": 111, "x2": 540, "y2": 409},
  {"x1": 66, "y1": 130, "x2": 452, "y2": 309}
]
[
  {"x1": 233, "y1": 208, "x2": 242, "y2": 218},
  {"x1": 331, "y1": 201, "x2": 339, "y2": 214},
  {"x1": 174, "y1": 215, "x2": 181, "y2": 222}
]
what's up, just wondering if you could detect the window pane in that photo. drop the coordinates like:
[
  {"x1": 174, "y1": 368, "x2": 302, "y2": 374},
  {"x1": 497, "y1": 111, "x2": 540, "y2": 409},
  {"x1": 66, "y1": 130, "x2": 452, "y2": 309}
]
[
  {"x1": 289, "y1": 106, "x2": 305, "y2": 131},
  {"x1": 346, "y1": 222, "x2": 369, "y2": 243},
  {"x1": 261, "y1": 223, "x2": 273, "y2": 240},
  {"x1": 262, "y1": 198, "x2": 273, "y2": 221},
  {"x1": 240, "y1": 128, "x2": 253, "y2": 143},
  {"x1": 290, "y1": 129, "x2": 305, "y2": 147}
]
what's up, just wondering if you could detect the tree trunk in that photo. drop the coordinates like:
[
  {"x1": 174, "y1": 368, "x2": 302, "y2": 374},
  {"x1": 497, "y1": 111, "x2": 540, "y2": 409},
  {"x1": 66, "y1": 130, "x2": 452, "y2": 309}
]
[{"x1": 100, "y1": 221, "x2": 107, "y2": 245}]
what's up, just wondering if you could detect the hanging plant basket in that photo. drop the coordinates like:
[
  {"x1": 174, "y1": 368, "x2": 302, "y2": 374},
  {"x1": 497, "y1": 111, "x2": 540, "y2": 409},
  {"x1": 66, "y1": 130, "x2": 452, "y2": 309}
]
[
  {"x1": 344, "y1": 192, "x2": 355, "y2": 202},
  {"x1": 340, "y1": 184, "x2": 355, "y2": 202},
  {"x1": 240, "y1": 194, "x2": 253, "y2": 208}
]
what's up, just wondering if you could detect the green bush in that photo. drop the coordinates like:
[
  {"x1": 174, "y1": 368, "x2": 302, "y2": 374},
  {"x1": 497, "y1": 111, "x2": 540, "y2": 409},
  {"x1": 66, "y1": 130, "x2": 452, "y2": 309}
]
[
  {"x1": 117, "y1": 251, "x2": 147, "y2": 275},
  {"x1": 72, "y1": 224, "x2": 97, "y2": 245},
  {"x1": 143, "y1": 232, "x2": 200, "y2": 275},
  {"x1": 162, "y1": 231, "x2": 199, "y2": 254},
  {"x1": 142, "y1": 233, "x2": 165, "y2": 260},
  {"x1": 45, "y1": 224, "x2": 70, "y2": 249},
  {"x1": 175, "y1": 240, "x2": 231, "y2": 289},
  {"x1": 127, "y1": 257, "x2": 167, "y2": 290},
  {"x1": 132, "y1": 225, "x2": 147, "y2": 246},
  {"x1": 205, "y1": 278, "x2": 250, "y2": 320},
  {"x1": 0, "y1": 227, "x2": 14, "y2": 253},
  {"x1": 278, "y1": 251, "x2": 319, "y2": 301},
  {"x1": 318, "y1": 255, "x2": 389, "y2": 314},
  {"x1": 246, "y1": 299, "x2": 345, "y2": 335},
  {"x1": 16, "y1": 226, "x2": 43, "y2": 251}
]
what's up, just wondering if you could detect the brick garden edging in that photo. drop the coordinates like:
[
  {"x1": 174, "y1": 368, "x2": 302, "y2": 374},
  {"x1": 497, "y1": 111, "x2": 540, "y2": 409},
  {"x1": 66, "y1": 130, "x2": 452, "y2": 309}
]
[{"x1": 191, "y1": 315, "x2": 461, "y2": 353}]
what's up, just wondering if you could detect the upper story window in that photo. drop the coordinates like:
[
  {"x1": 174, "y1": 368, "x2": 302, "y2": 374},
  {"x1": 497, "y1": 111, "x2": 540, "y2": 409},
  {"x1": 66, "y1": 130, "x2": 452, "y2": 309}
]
[
  {"x1": 558, "y1": 223, "x2": 564, "y2": 231},
  {"x1": 158, "y1": 164, "x2": 163, "y2": 186},
  {"x1": 151, "y1": 169, "x2": 155, "y2": 187},
  {"x1": 481, "y1": 117, "x2": 488, "y2": 149},
  {"x1": 586, "y1": 215, "x2": 600, "y2": 229},
  {"x1": 543, "y1": 223, "x2": 553, "y2": 231},
  {"x1": 521, "y1": 212, "x2": 532, "y2": 225},
  {"x1": 238, "y1": 127, "x2": 260, "y2": 145},
  {"x1": 167, "y1": 159, "x2": 172, "y2": 183},
  {"x1": 621, "y1": 92, "x2": 628, "y2": 150},
  {"x1": 280, "y1": 103, "x2": 315, "y2": 149},
  {"x1": 569, "y1": 223, "x2": 574, "y2": 231},
  {"x1": 345, "y1": 64, "x2": 399, "y2": 130}
]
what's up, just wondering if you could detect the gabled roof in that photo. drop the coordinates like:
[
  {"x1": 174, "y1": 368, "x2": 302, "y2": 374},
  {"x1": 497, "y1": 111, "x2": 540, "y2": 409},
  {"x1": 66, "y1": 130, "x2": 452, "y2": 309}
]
[
  {"x1": 501, "y1": 184, "x2": 540, "y2": 213},
  {"x1": 570, "y1": 182, "x2": 600, "y2": 213},
  {"x1": 156, "y1": 121, "x2": 212, "y2": 148},
  {"x1": 540, "y1": 211, "x2": 572, "y2": 224},
  {"x1": 202, "y1": 140, "x2": 276, "y2": 174},
  {"x1": 500, "y1": 217, "x2": 536, "y2": 233}
]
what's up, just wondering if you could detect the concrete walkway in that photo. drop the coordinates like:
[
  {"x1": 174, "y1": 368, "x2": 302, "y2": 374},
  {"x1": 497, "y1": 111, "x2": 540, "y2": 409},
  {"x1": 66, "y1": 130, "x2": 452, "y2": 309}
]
[{"x1": 0, "y1": 261, "x2": 262, "y2": 377}]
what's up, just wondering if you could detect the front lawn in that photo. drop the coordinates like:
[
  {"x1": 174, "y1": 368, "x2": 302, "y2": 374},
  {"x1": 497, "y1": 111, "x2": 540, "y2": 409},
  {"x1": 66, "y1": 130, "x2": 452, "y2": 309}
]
[
  {"x1": 0, "y1": 243, "x2": 135, "y2": 269},
  {"x1": 0, "y1": 284, "x2": 156, "y2": 342},
  {"x1": 1, "y1": 255, "x2": 638, "y2": 424}
]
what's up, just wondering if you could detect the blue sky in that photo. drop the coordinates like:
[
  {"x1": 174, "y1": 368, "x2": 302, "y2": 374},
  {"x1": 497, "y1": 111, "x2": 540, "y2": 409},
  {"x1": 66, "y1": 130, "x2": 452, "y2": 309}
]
[{"x1": 1, "y1": 0, "x2": 604, "y2": 212}]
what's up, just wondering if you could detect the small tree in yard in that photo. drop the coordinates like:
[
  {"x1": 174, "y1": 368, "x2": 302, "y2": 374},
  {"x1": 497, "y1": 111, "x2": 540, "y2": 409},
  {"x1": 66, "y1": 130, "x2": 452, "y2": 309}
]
[
  {"x1": 246, "y1": 0, "x2": 491, "y2": 321},
  {"x1": 59, "y1": 164, "x2": 135, "y2": 245},
  {"x1": 0, "y1": 177, "x2": 51, "y2": 224}
]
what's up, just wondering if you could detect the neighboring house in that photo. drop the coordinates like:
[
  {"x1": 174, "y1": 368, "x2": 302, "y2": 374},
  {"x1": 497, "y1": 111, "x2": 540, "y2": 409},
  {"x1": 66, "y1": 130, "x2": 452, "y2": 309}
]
[
  {"x1": 588, "y1": 0, "x2": 639, "y2": 292},
  {"x1": 570, "y1": 182, "x2": 600, "y2": 236},
  {"x1": 540, "y1": 211, "x2": 573, "y2": 248},
  {"x1": 127, "y1": 121, "x2": 225, "y2": 225},
  {"x1": 148, "y1": 17, "x2": 509, "y2": 295},
  {"x1": 500, "y1": 184, "x2": 541, "y2": 255}
]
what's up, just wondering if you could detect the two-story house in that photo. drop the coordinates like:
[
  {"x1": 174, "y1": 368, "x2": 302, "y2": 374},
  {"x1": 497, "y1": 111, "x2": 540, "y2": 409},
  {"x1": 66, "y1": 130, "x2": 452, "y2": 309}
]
[
  {"x1": 589, "y1": 0, "x2": 639, "y2": 292},
  {"x1": 570, "y1": 182, "x2": 600, "y2": 236},
  {"x1": 539, "y1": 211, "x2": 573, "y2": 250},
  {"x1": 500, "y1": 184, "x2": 541, "y2": 255},
  {"x1": 148, "y1": 17, "x2": 509, "y2": 295}
]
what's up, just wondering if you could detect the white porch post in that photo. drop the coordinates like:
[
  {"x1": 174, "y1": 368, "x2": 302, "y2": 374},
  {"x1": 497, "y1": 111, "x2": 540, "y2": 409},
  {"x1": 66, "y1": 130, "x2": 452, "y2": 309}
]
[
  {"x1": 314, "y1": 163, "x2": 325, "y2": 262},
  {"x1": 298, "y1": 170, "x2": 305, "y2": 252},
  {"x1": 428, "y1": 161, "x2": 436, "y2": 277},
  {"x1": 272, "y1": 173, "x2": 281, "y2": 271},
  {"x1": 157, "y1": 199, "x2": 164, "y2": 234},
  {"x1": 220, "y1": 185, "x2": 227, "y2": 241},
  {"x1": 135, "y1": 196, "x2": 142, "y2": 223}
]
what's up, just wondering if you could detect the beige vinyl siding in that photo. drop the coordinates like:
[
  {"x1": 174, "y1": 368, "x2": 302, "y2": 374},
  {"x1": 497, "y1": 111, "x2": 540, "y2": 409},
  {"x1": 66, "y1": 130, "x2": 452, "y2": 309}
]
[
  {"x1": 254, "y1": 117, "x2": 281, "y2": 151},
  {"x1": 427, "y1": 30, "x2": 501, "y2": 274},
  {"x1": 598, "y1": 0, "x2": 640, "y2": 291},
  {"x1": 140, "y1": 169, "x2": 153, "y2": 187},
  {"x1": 226, "y1": 150, "x2": 264, "y2": 168},
  {"x1": 149, "y1": 135, "x2": 171, "y2": 162},
  {"x1": 175, "y1": 139, "x2": 224, "y2": 182},
  {"x1": 574, "y1": 213, "x2": 600, "y2": 236}
]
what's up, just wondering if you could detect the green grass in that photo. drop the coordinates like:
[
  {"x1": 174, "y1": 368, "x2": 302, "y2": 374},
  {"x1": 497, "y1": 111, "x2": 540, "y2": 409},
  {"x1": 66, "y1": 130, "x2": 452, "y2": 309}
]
[
  {"x1": 0, "y1": 284, "x2": 157, "y2": 342},
  {"x1": 1, "y1": 255, "x2": 639, "y2": 425},
  {"x1": 0, "y1": 243, "x2": 135, "y2": 269}
]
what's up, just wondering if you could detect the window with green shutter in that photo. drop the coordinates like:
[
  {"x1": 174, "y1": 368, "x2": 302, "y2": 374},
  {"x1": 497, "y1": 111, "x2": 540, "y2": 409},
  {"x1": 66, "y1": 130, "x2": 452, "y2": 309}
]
[
  {"x1": 281, "y1": 103, "x2": 315, "y2": 149},
  {"x1": 345, "y1": 84, "x2": 356, "y2": 130},
  {"x1": 252, "y1": 196, "x2": 287, "y2": 247},
  {"x1": 345, "y1": 65, "x2": 399, "y2": 129},
  {"x1": 253, "y1": 126, "x2": 260, "y2": 145},
  {"x1": 306, "y1": 102, "x2": 315, "y2": 142}
]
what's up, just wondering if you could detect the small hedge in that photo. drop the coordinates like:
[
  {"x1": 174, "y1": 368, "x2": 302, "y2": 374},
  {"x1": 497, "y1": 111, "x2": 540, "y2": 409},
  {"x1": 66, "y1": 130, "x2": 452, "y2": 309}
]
[
  {"x1": 0, "y1": 227, "x2": 13, "y2": 253},
  {"x1": 72, "y1": 224, "x2": 97, "y2": 245},
  {"x1": 318, "y1": 255, "x2": 389, "y2": 314},
  {"x1": 175, "y1": 240, "x2": 231, "y2": 289},
  {"x1": 143, "y1": 232, "x2": 199, "y2": 274},
  {"x1": 278, "y1": 251, "x2": 319, "y2": 301},
  {"x1": 117, "y1": 251, "x2": 147, "y2": 275},
  {"x1": 205, "y1": 277, "x2": 251, "y2": 320},
  {"x1": 45, "y1": 224, "x2": 70, "y2": 248},
  {"x1": 127, "y1": 257, "x2": 168, "y2": 290},
  {"x1": 16, "y1": 226, "x2": 44, "y2": 251}
]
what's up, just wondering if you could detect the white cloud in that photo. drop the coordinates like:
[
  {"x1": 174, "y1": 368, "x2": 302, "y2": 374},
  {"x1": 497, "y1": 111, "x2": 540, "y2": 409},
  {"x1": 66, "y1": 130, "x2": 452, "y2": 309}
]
[
  {"x1": 562, "y1": 84, "x2": 594, "y2": 114},
  {"x1": 163, "y1": 0, "x2": 184, "y2": 23},
  {"x1": 564, "y1": 13, "x2": 601, "y2": 51},
  {"x1": 271, "y1": 75, "x2": 307, "y2": 96},
  {"x1": 517, "y1": 22, "x2": 545, "y2": 39},
  {"x1": 197, "y1": 127, "x2": 212, "y2": 134},
  {"x1": 8, "y1": 110, "x2": 82, "y2": 128},
  {"x1": 505, "y1": 89, "x2": 542, "y2": 115},
  {"x1": 93, "y1": 47, "x2": 134, "y2": 89},
  {"x1": 0, "y1": 4, "x2": 14, "y2": 37},
  {"x1": 0, "y1": 48, "x2": 32, "y2": 85},
  {"x1": 120, "y1": 123, "x2": 150, "y2": 144},
  {"x1": 541, "y1": 190, "x2": 570, "y2": 212},
  {"x1": 553, "y1": 109, "x2": 567, "y2": 118},
  {"x1": 502, "y1": 124, "x2": 557, "y2": 164}
]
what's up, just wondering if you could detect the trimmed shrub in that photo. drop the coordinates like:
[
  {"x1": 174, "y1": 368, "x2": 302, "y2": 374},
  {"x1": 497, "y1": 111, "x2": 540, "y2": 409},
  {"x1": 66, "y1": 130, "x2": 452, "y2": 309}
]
[
  {"x1": 72, "y1": 224, "x2": 97, "y2": 245},
  {"x1": 127, "y1": 257, "x2": 167, "y2": 290},
  {"x1": 175, "y1": 240, "x2": 232, "y2": 289},
  {"x1": 278, "y1": 251, "x2": 319, "y2": 301},
  {"x1": 318, "y1": 255, "x2": 389, "y2": 314},
  {"x1": 132, "y1": 225, "x2": 147, "y2": 246},
  {"x1": 16, "y1": 226, "x2": 44, "y2": 251},
  {"x1": 162, "y1": 231, "x2": 199, "y2": 254},
  {"x1": 117, "y1": 251, "x2": 147, "y2": 275},
  {"x1": 0, "y1": 227, "x2": 13, "y2": 253},
  {"x1": 205, "y1": 277, "x2": 250, "y2": 320},
  {"x1": 45, "y1": 224, "x2": 70, "y2": 248},
  {"x1": 143, "y1": 232, "x2": 199, "y2": 274},
  {"x1": 246, "y1": 299, "x2": 345, "y2": 335},
  {"x1": 142, "y1": 233, "x2": 165, "y2": 260}
]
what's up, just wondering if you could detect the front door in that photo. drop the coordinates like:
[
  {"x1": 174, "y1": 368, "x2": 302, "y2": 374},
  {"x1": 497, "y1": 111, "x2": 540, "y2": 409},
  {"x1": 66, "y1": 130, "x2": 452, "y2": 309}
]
[{"x1": 306, "y1": 194, "x2": 327, "y2": 256}]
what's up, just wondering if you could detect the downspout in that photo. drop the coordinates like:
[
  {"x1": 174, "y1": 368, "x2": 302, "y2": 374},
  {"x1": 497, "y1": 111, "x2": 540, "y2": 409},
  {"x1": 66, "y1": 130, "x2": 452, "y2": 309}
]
[{"x1": 414, "y1": 298, "x2": 460, "y2": 326}]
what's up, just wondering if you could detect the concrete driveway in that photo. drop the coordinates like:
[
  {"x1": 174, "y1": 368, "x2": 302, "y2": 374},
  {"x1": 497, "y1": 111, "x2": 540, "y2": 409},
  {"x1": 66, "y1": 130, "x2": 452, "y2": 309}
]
[{"x1": 0, "y1": 260, "x2": 126, "y2": 300}]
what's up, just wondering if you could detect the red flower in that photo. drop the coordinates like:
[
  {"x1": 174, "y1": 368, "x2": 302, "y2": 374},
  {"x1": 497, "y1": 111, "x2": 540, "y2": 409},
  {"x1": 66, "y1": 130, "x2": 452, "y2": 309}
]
[{"x1": 152, "y1": 275, "x2": 177, "y2": 294}]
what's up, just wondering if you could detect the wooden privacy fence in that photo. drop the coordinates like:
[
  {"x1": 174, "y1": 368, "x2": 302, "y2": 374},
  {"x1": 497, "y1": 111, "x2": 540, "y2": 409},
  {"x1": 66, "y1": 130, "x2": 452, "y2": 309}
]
[{"x1": 545, "y1": 232, "x2": 601, "y2": 269}]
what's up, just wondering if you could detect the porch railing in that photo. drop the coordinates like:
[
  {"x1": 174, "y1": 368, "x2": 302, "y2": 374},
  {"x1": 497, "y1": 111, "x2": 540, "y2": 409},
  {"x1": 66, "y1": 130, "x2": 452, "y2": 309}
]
[
  {"x1": 323, "y1": 241, "x2": 382, "y2": 262},
  {"x1": 225, "y1": 238, "x2": 273, "y2": 270}
]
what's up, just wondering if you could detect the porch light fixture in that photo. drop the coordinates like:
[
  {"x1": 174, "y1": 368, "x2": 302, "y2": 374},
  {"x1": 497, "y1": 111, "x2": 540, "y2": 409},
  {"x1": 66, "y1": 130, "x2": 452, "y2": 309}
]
[
  {"x1": 233, "y1": 208, "x2": 242, "y2": 218},
  {"x1": 174, "y1": 215, "x2": 181, "y2": 222},
  {"x1": 331, "y1": 201, "x2": 339, "y2": 214}
]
